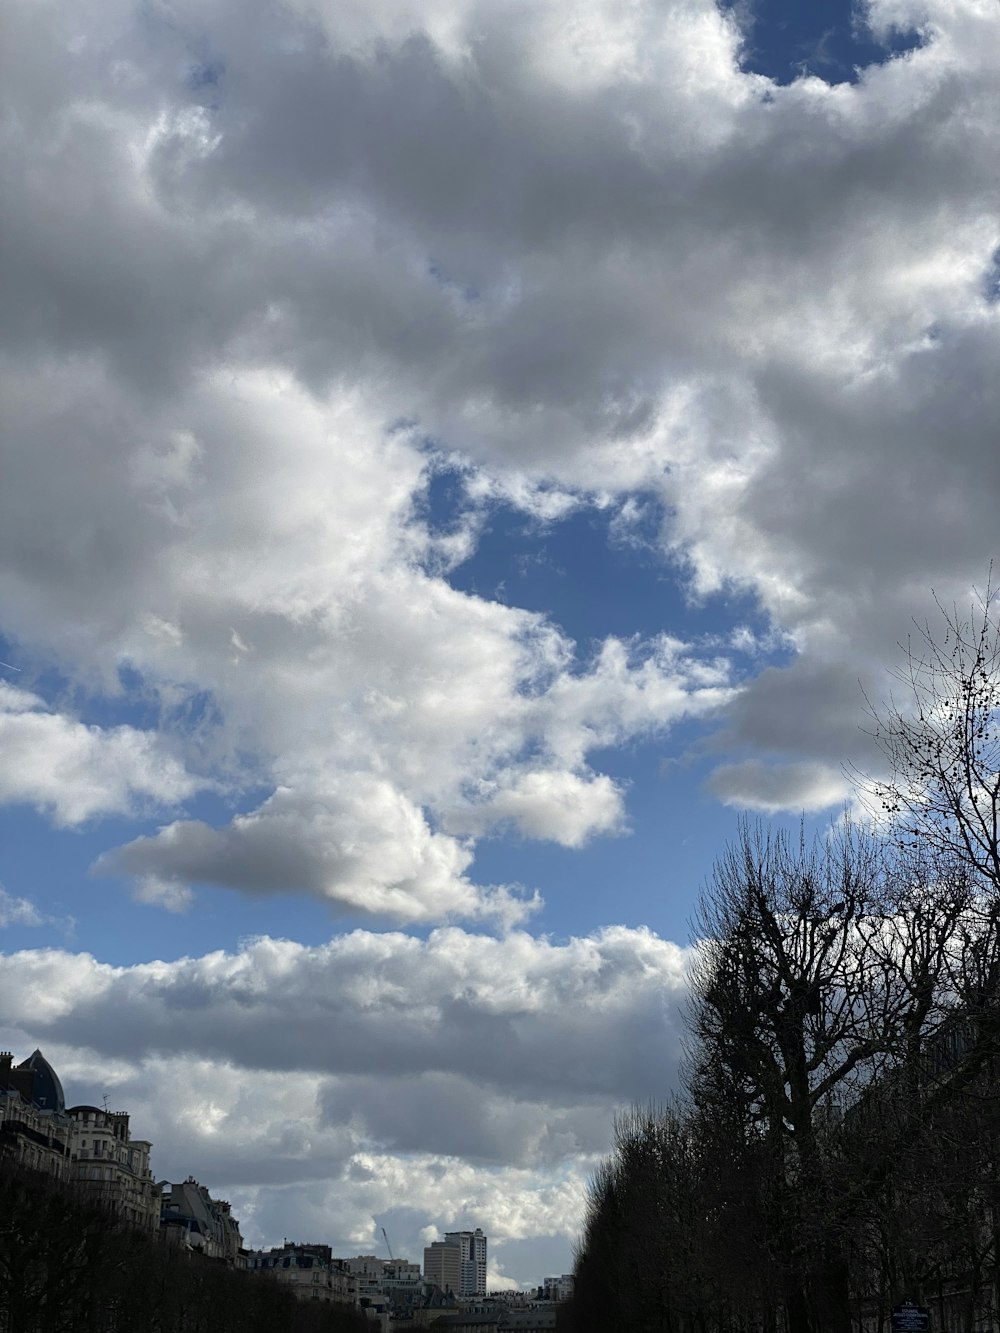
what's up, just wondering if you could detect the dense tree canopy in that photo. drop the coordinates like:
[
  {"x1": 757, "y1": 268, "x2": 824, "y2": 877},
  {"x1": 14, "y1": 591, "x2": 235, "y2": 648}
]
[{"x1": 0, "y1": 1164, "x2": 370, "y2": 1333}]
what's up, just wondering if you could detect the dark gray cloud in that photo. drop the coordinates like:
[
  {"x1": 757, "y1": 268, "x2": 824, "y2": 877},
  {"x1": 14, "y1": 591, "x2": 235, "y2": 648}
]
[{"x1": 318, "y1": 1073, "x2": 613, "y2": 1168}]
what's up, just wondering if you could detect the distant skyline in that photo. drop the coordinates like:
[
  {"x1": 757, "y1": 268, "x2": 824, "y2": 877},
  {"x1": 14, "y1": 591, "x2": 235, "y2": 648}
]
[{"x1": 2, "y1": 0, "x2": 999, "y2": 1289}]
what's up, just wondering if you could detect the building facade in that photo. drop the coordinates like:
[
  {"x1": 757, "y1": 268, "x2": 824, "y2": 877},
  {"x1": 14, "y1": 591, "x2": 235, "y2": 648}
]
[
  {"x1": 1, "y1": 1049, "x2": 159, "y2": 1232},
  {"x1": 342, "y1": 1255, "x2": 422, "y2": 1305},
  {"x1": 424, "y1": 1241, "x2": 464, "y2": 1296},
  {"x1": 0, "y1": 1050, "x2": 72, "y2": 1180},
  {"x1": 160, "y1": 1176, "x2": 245, "y2": 1265},
  {"x1": 248, "y1": 1242, "x2": 358, "y2": 1305},
  {"x1": 67, "y1": 1105, "x2": 159, "y2": 1230},
  {"x1": 445, "y1": 1230, "x2": 487, "y2": 1298},
  {"x1": 539, "y1": 1275, "x2": 574, "y2": 1303},
  {"x1": 424, "y1": 1231, "x2": 487, "y2": 1298}
]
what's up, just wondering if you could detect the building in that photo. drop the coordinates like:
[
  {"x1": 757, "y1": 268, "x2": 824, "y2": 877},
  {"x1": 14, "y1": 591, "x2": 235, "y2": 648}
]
[
  {"x1": 427, "y1": 1313, "x2": 499, "y2": 1333},
  {"x1": 1, "y1": 1049, "x2": 159, "y2": 1231},
  {"x1": 424, "y1": 1241, "x2": 463, "y2": 1295},
  {"x1": 539, "y1": 1275, "x2": 574, "y2": 1303},
  {"x1": 424, "y1": 1231, "x2": 487, "y2": 1298},
  {"x1": 66, "y1": 1104, "x2": 159, "y2": 1230},
  {"x1": 381, "y1": 1256, "x2": 423, "y2": 1304},
  {"x1": 342, "y1": 1255, "x2": 422, "y2": 1307},
  {"x1": 401, "y1": 1283, "x2": 461, "y2": 1327},
  {"x1": 498, "y1": 1310, "x2": 558, "y2": 1331},
  {"x1": 160, "y1": 1176, "x2": 245, "y2": 1265},
  {"x1": 445, "y1": 1230, "x2": 487, "y2": 1298},
  {"x1": 342, "y1": 1254, "x2": 391, "y2": 1308},
  {"x1": 248, "y1": 1242, "x2": 358, "y2": 1305},
  {"x1": 0, "y1": 1049, "x2": 72, "y2": 1180}
]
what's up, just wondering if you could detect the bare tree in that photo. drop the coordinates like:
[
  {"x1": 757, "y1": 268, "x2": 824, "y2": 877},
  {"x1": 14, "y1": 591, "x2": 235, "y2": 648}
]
[
  {"x1": 685, "y1": 820, "x2": 975, "y2": 1333},
  {"x1": 864, "y1": 580, "x2": 1000, "y2": 1100},
  {"x1": 866, "y1": 580, "x2": 1000, "y2": 889},
  {"x1": 570, "y1": 575, "x2": 1000, "y2": 1333}
]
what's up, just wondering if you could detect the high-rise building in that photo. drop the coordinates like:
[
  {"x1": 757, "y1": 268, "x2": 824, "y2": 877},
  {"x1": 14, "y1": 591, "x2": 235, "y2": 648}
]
[
  {"x1": 444, "y1": 1228, "x2": 487, "y2": 1297},
  {"x1": 423, "y1": 1239, "x2": 463, "y2": 1294}
]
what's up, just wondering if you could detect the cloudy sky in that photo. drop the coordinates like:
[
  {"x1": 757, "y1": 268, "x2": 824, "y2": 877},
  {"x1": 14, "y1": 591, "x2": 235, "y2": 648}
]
[{"x1": 1, "y1": 0, "x2": 998, "y2": 1289}]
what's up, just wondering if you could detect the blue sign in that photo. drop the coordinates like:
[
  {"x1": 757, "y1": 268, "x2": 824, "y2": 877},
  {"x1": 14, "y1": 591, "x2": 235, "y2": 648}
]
[{"x1": 891, "y1": 1301, "x2": 930, "y2": 1332}]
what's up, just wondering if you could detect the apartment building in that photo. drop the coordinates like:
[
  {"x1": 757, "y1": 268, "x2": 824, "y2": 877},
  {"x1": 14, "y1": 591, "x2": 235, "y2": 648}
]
[
  {"x1": 0, "y1": 1048, "x2": 159, "y2": 1231},
  {"x1": 248, "y1": 1242, "x2": 358, "y2": 1305},
  {"x1": 160, "y1": 1176, "x2": 245, "y2": 1265},
  {"x1": 0, "y1": 1049, "x2": 72, "y2": 1179},
  {"x1": 67, "y1": 1104, "x2": 159, "y2": 1230}
]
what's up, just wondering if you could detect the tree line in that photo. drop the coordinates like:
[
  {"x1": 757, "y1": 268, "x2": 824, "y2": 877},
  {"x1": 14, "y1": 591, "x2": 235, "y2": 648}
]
[
  {"x1": 0, "y1": 1162, "x2": 371, "y2": 1333},
  {"x1": 565, "y1": 595, "x2": 1000, "y2": 1333}
]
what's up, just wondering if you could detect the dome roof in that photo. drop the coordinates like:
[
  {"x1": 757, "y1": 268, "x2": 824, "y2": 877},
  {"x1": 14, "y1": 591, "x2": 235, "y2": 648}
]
[{"x1": 18, "y1": 1049, "x2": 65, "y2": 1114}]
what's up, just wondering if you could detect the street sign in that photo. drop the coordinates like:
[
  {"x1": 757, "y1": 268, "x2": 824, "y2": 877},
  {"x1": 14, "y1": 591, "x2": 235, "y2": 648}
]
[{"x1": 891, "y1": 1301, "x2": 930, "y2": 1332}]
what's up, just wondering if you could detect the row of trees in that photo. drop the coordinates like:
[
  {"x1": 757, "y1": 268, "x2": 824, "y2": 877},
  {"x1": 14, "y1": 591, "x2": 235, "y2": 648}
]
[
  {"x1": 567, "y1": 595, "x2": 1000, "y2": 1333},
  {"x1": 0, "y1": 1164, "x2": 371, "y2": 1333}
]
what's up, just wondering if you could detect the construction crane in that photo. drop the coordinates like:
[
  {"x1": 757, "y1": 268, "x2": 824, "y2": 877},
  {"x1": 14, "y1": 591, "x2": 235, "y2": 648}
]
[{"x1": 382, "y1": 1227, "x2": 394, "y2": 1261}]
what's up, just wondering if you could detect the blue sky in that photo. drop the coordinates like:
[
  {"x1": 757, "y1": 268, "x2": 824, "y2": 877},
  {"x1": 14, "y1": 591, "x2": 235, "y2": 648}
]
[
  {"x1": 0, "y1": 488, "x2": 797, "y2": 958},
  {"x1": 2, "y1": 0, "x2": 998, "y2": 1291},
  {"x1": 736, "y1": 0, "x2": 922, "y2": 82}
]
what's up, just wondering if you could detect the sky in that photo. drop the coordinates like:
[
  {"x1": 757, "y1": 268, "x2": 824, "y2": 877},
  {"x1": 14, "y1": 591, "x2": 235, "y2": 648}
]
[{"x1": 1, "y1": 0, "x2": 998, "y2": 1291}]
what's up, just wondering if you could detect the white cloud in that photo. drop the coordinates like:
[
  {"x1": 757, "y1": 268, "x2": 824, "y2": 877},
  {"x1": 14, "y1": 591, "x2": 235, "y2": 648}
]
[
  {"x1": 3, "y1": 0, "x2": 999, "y2": 881},
  {"x1": 485, "y1": 1262, "x2": 521, "y2": 1293},
  {"x1": 0, "y1": 925, "x2": 690, "y2": 1280},
  {"x1": 707, "y1": 759, "x2": 853, "y2": 814},
  {"x1": 131, "y1": 875, "x2": 196, "y2": 914},
  {"x1": 0, "y1": 684, "x2": 204, "y2": 825},
  {"x1": 0, "y1": 888, "x2": 44, "y2": 928},
  {"x1": 1, "y1": 352, "x2": 736, "y2": 918},
  {"x1": 0, "y1": 926, "x2": 691, "y2": 1098},
  {"x1": 97, "y1": 781, "x2": 535, "y2": 925},
  {"x1": 453, "y1": 769, "x2": 626, "y2": 848},
  {"x1": 4, "y1": 0, "x2": 1000, "y2": 1284}
]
